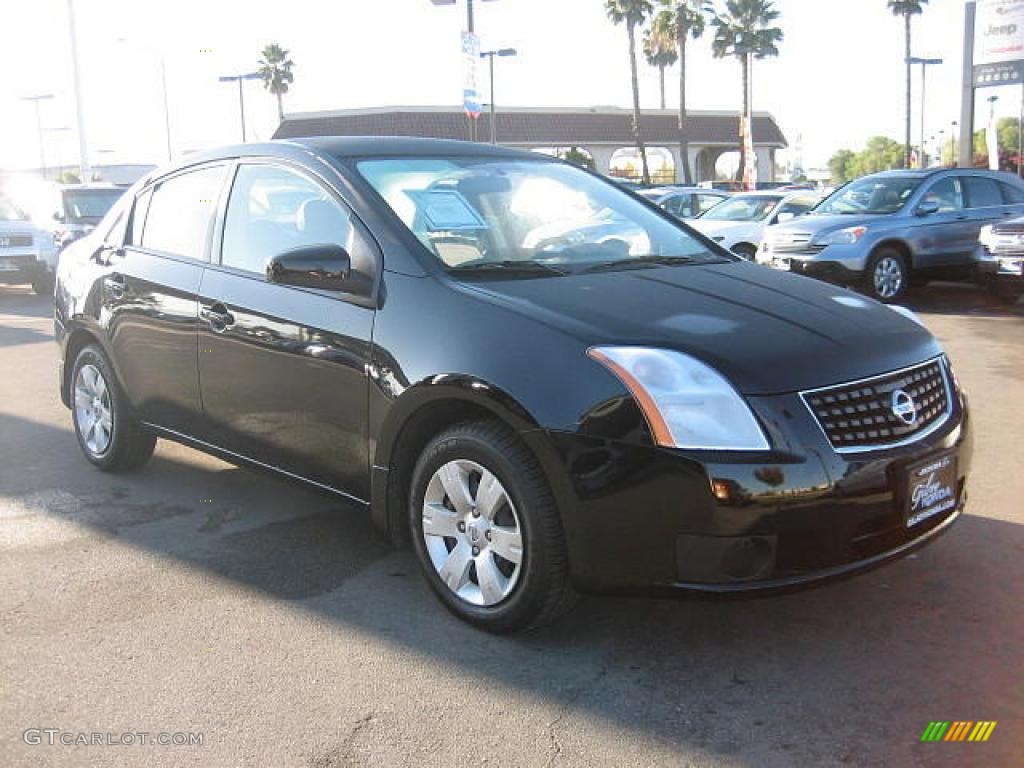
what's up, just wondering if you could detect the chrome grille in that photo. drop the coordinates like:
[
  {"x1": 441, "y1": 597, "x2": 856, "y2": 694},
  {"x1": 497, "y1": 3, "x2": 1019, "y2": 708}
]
[
  {"x1": 0, "y1": 233, "x2": 33, "y2": 249},
  {"x1": 801, "y1": 358, "x2": 951, "y2": 452},
  {"x1": 765, "y1": 232, "x2": 824, "y2": 255}
]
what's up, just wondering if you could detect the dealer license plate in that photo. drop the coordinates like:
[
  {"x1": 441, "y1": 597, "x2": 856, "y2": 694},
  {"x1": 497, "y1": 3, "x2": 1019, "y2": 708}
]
[{"x1": 905, "y1": 452, "x2": 958, "y2": 528}]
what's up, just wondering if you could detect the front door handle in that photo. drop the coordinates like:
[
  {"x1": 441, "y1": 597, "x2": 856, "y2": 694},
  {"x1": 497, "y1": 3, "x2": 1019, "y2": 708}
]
[
  {"x1": 104, "y1": 273, "x2": 126, "y2": 299},
  {"x1": 200, "y1": 302, "x2": 235, "y2": 332}
]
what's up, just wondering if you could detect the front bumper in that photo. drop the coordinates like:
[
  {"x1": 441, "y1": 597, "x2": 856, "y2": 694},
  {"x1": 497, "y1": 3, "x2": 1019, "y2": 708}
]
[
  {"x1": 539, "y1": 388, "x2": 971, "y2": 595},
  {"x1": 0, "y1": 253, "x2": 51, "y2": 284},
  {"x1": 974, "y1": 244, "x2": 1024, "y2": 283}
]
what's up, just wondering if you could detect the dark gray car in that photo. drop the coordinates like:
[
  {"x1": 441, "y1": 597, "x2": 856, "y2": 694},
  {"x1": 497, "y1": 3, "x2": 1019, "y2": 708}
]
[{"x1": 757, "y1": 168, "x2": 1024, "y2": 301}]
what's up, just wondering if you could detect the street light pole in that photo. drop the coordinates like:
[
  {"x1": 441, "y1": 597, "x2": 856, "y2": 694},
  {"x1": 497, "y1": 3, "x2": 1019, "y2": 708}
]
[
  {"x1": 907, "y1": 57, "x2": 943, "y2": 169},
  {"x1": 20, "y1": 94, "x2": 54, "y2": 179},
  {"x1": 480, "y1": 48, "x2": 517, "y2": 144},
  {"x1": 218, "y1": 73, "x2": 261, "y2": 142},
  {"x1": 118, "y1": 39, "x2": 173, "y2": 162},
  {"x1": 66, "y1": 0, "x2": 90, "y2": 179}
]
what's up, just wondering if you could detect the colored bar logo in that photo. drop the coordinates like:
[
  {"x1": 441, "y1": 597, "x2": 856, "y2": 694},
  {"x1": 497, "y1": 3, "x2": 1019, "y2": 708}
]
[{"x1": 920, "y1": 721, "x2": 997, "y2": 742}]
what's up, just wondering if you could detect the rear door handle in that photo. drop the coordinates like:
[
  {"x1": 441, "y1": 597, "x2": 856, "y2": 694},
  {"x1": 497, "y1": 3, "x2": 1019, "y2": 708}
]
[
  {"x1": 104, "y1": 273, "x2": 126, "y2": 298},
  {"x1": 200, "y1": 302, "x2": 235, "y2": 332}
]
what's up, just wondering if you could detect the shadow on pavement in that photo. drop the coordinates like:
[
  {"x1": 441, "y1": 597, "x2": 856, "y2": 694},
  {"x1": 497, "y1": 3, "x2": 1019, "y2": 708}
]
[{"x1": 2, "y1": 410, "x2": 1020, "y2": 767}]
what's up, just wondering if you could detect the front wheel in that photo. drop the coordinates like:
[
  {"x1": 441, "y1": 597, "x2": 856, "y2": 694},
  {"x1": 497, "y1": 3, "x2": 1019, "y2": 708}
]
[
  {"x1": 71, "y1": 345, "x2": 156, "y2": 472},
  {"x1": 31, "y1": 271, "x2": 55, "y2": 296},
  {"x1": 863, "y1": 248, "x2": 908, "y2": 302},
  {"x1": 409, "y1": 420, "x2": 573, "y2": 633},
  {"x1": 731, "y1": 243, "x2": 757, "y2": 260}
]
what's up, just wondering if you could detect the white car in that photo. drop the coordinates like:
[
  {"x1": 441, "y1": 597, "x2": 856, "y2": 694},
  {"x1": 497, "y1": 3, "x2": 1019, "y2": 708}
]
[
  {"x1": 0, "y1": 196, "x2": 59, "y2": 295},
  {"x1": 688, "y1": 191, "x2": 821, "y2": 259}
]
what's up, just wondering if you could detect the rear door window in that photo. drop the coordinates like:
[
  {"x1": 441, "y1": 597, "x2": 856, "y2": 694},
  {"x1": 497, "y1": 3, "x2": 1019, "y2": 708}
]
[
  {"x1": 140, "y1": 166, "x2": 226, "y2": 259},
  {"x1": 1000, "y1": 181, "x2": 1024, "y2": 204},
  {"x1": 962, "y1": 176, "x2": 1003, "y2": 209}
]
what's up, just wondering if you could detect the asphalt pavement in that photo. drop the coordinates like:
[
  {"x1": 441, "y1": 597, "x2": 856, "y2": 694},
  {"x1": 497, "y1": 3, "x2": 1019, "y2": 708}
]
[{"x1": 1, "y1": 281, "x2": 1022, "y2": 767}]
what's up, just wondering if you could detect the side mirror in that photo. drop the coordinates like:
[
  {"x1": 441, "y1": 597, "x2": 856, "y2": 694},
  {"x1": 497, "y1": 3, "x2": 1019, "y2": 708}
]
[
  {"x1": 267, "y1": 244, "x2": 351, "y2": 290},
  {"x1": 915, "y1": 201, "x2": 940, "y2": 217},
  {"x1": 52, "y1": 211, "x2": 63, "y2": 222},
  {"x1": 775, "y1": 211, "x2": 796, "y2": 224}
]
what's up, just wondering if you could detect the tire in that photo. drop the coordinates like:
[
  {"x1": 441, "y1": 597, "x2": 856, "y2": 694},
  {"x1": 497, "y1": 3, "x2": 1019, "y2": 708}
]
[
  {"x1": 70, "y1": 345, "x2": 156, "y2": 472},
  {"x1": 863, "y1": 248, "x2": 908, "y2": 302},
  {"x1": 31, "y1": 271, "x2": 55, "y2": 296},
  {"x1": 987, "y1": 282, "x2": 1024, "y2": 305},
  {"x1": 409, "y1": 420, "x2": 573, "y2": 633},
  {"x1": 731, "y1": 243, "x2": 757, "y2": 260}
]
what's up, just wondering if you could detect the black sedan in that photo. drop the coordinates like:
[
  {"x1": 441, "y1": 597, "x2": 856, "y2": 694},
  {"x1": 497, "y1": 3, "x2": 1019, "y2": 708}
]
[{"x1": 55, "y1": 138, "x2": 971, "y2": 632}]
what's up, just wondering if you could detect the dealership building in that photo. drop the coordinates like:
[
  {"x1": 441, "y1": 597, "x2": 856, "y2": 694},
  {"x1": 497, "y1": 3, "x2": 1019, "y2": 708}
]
[{"x1": 273, "y1": 106, "x2": 787, "y2": 184}]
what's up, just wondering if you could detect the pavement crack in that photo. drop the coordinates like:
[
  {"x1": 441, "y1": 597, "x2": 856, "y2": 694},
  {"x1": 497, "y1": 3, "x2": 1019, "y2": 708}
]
[{"x1": 544, "y1": 661, "x2": 610, "y2": 767}]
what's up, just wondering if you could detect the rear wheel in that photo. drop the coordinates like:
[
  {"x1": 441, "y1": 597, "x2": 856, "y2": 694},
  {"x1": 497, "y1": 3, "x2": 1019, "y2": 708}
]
[
  {"x1": 863, "y1": 248, "x2": 908, "y2": 302},
  {"x1": 71, "y1": 345, "x2": 156, "y2": 472},
  {"x1": 409, "y1": 420, "x2": 573, "y2": 633}
]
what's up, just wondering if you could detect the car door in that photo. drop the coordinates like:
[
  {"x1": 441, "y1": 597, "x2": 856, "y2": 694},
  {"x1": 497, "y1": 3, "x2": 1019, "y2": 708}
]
[
  {"x1": 197, "y1": 160, "x2": 377, "y2": 500},
  {"x1": 909, "y1": 176, "x2": 974, "y2": 267},
  {"x1": 107, "y1": 163, "x2": 227, "y2": 434}
]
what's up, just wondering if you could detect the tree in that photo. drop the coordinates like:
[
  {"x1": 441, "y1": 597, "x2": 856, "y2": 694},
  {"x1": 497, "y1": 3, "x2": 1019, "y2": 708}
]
[
  {"x1": 659, "y1": 1, "x2": 709, "y2": 184},
  {"x1": 258, "y1": 43, "x2": 295, "y2": 124},
  {"x1": 711, "y1": 0, "x2": 783, "y2": 185},
  {"x1": 828, "y1": 149, "x2": 857, "y2": 184},
  {"x1": 606, "y1": 0, "x2": 655, "y2": 184},
  {"x1": 644, "y1": 13, "x2": 678, "y2": 110},
  {"x1": 828, "y1": 136, "x2": 906, "y2": 183},
  {"x1": 887, "y1": 1, "x2": 929, "y2": 168}
]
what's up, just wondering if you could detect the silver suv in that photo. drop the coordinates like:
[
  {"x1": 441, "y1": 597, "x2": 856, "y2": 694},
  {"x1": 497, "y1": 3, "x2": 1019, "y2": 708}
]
[{"x1": 757, "y1": 169, "x2": 1024, "y2": 302}]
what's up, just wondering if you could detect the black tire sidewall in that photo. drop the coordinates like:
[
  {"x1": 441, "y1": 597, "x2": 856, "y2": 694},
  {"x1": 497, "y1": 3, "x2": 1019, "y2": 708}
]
[
  {"x1": 408, "y1": 427, "x2": 554, "y2": 631},
  {"x1": 865, "y1": 248, "x2": 908, "y2": 302},
  {"x1": 732, "y1": 243, "x2": 757, "y2": 260}
]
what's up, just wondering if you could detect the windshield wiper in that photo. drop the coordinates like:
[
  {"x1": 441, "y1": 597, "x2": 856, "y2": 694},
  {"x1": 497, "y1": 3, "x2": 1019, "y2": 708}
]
[
  {"x1": 449, "y1": 260, "x2": 569, "y2": 276},
  {"x1": 583, "y1": 255, "x2": 699, "y2": 273}
]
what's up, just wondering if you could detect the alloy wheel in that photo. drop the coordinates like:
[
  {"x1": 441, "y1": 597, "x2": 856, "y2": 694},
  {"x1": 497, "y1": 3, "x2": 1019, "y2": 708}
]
[
  {"x1": 74, "y1": 363, "x2": 113, "y2": 456},
  {"x1": 873, "y1": 256, "x2": 904, "y2": 299},
  {"x1": 421, "y1": 459, "x2": 524, "y2": 607}
]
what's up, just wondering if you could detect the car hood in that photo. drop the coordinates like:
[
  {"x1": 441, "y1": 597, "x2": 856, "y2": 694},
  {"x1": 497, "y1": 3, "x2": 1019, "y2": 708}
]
[
  {"x1": 456, "y1": 261, "x2": 940, "y2": 395},
  {"x1": 688, "y1": 219, "x2": 756, "y2": 238},
  {"x1": 769, "y1": 212, "x2": 890, "y2": 238}
]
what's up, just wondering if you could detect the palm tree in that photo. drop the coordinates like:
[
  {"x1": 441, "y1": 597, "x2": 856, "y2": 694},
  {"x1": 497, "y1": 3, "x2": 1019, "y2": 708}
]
[
  {"x1": 606, "y1": 0, "x2": 655, "y2": 184},
  {"x1": 644, "y1": 14, "x2": 678, "y2": 110},
  {"x1": 711, "y1": 0, "x2": 783, "y2": 185},
  {"x1": 660, "y1": 0, "x2": 710, "y2": 183},
  {"x1": 258, "y1": 43, "x2": 295, "y2": 124},
  {"x1": 888, "y1": 1, "x2": 929, "y2": 168}
]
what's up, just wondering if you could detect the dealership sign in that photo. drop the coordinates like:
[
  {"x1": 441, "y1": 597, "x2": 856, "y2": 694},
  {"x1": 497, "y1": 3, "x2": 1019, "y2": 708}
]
[
  {"x1": 974, "y1": 0, "x2": 1024, "y2": 86},
  {"x1": 462, "y1": 31, "x2": 482, "y2": 118}
]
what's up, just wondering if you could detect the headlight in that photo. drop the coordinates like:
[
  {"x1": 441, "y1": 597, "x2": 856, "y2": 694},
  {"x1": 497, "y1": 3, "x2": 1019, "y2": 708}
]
[
  {"x1": 978, "y1": 224, "x2": 994, "y2": 250},
  {"x1": 813, "y1": 226, "x2": 867, "y2": 246},
  {"x1": 587, "y1": 346, "x2": 770, "y2": 450}
]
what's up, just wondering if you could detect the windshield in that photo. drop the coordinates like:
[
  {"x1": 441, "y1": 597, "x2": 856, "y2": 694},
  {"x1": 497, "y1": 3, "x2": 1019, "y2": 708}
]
[
  {"x1": 356, "y1": 157, "x2": 726, "y2": 272},
  {"x1": 62, "y1": 189, "x2": 124, "y2": 222},
  {"x1": 815, "y1": 176, "x2": 921, "y2": 215},
  {"x1": 699, "y1": 195, "x2": 781, "y2": 222},
  {"x1": 0, "y1": 198, "x2": 28, "y2": 221}
]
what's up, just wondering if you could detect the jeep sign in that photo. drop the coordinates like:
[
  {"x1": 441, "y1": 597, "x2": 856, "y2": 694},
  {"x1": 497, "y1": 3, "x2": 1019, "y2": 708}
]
[{"x1": 974, "y1": 0, "x2": 1024, "y2": 86}]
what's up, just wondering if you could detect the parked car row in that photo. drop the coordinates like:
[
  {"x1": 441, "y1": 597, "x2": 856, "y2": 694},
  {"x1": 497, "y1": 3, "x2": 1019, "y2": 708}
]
[
  {"x1": 756, "y1": 168, "x2": 1024, "y2": 303},
  {"x1": 0, "y1": 184, "x2": 125, "y2": 295}
]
